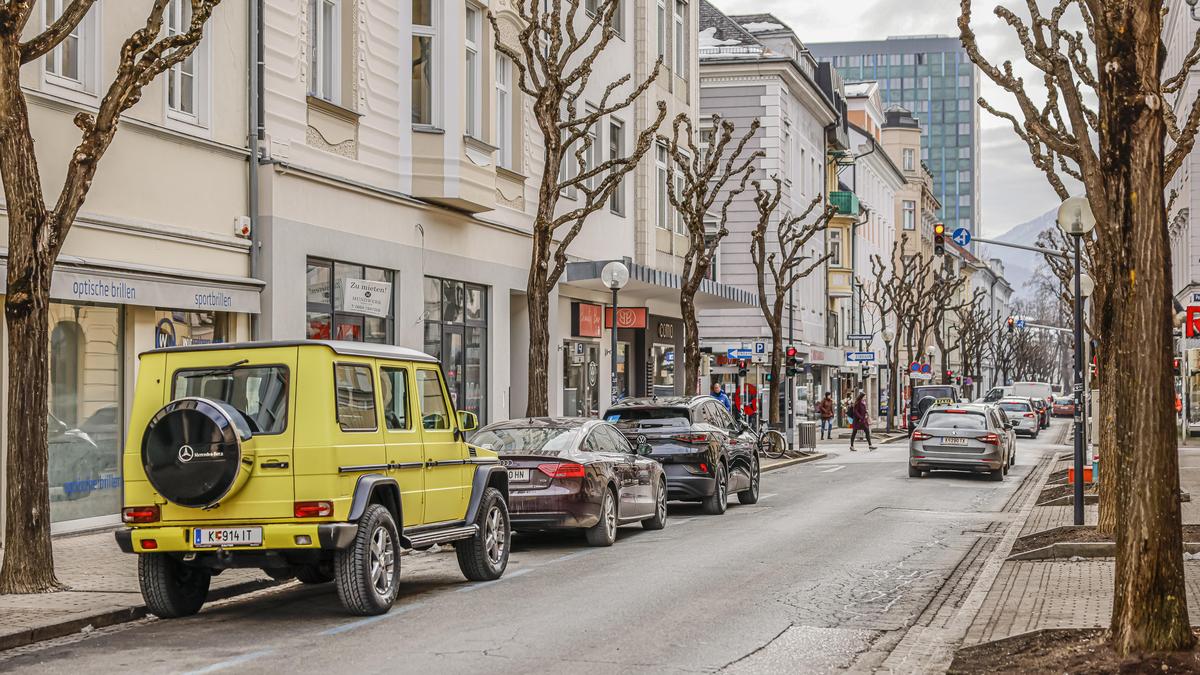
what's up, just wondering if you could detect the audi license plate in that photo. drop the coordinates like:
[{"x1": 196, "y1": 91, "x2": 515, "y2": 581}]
[
  {"x1": 193, "y1": 527, "x2": 263, "y2": 548},
  {"x1": 942, "y1": 437, "x2": 968, "y2": 446},
  {"x1": 508, "y1": 469, "x2": 530, "y2": 482}
]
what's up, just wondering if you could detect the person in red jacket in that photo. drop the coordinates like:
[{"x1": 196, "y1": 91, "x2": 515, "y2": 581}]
[{"x1": 850, "y1": 391, "x2": 877, "y2": 451}]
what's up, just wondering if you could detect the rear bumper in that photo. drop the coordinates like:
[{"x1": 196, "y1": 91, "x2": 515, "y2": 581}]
[
  {"x1": 508, "y1": 485, "x2": 600, "y2": 529},
  {"x1": 114, "y1": 523, "x2": 357, "y2": 554},
  {"x1": 910, "y1": 453, "x2": 1004, "y2": 472},
  {"x1": 662, "y1": 464, "x2": 716, "y2": 500}
]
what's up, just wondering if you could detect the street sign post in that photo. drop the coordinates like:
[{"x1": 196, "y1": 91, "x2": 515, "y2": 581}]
[
  {"x1": 846, "y1": 351, "x2": 875, "y2": 363},
  {"x1": 754, "y1": 342, "x2": 766, "y2": 354},
  {"x1": 847, "y1": 333, "x2": 873, "y2": 342},
  {"x1": 951, "y1": 228, "x2": 972, "y2": 247},
  {"x1": 727, "y1": 347, "x2": 753, "y2": 359},
  {"x1": 1015, "y1": 319, "x2": 1026, "y2": 329}
]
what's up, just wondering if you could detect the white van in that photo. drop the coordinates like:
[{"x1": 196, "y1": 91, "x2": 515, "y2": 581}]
[{"x1": 1012, "y1": 382, "x2": 1055, "y2": 403}]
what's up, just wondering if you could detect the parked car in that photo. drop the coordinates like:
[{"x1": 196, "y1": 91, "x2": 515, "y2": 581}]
[
  {"x1": 982, "y1": 385, "x2": 1013, "y2": 403},
  {"x1": 604, "y1": 397, "x2": 759, "y2": 515},
  {"x1": 1052, "y1": 397, "x2": 1076, "y2": 417},
  {"x1": 909, "y1": 403, "x2": 1016, "y2": 481},
  {"x1": 996, "y1": 398, "x2": 1040, "y2": 438},
  {"x1": 116, "y1": 340, "x2": 511, "y2": 618},
  {"x1": 471, "y1": 418, "x2": 667, "y2": 546},
  {"x1": 1031, "y1": 399, "x2": 1051, "y2": 429},
  {"x1": 907, "y1": 385, "x2": 960, "y2": 432}
]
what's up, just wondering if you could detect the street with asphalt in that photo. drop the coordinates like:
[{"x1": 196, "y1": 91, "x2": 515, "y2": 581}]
[{"x1": 0, "y1": 422, "x2": 1071, "y2": 674}]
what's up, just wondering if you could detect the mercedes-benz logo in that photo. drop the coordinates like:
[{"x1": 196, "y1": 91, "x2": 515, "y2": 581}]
[{"x1": 178, "y1": 445, "x2": 195, "y2": 463}]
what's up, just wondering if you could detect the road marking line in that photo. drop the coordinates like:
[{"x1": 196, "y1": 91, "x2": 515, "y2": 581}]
[
  {"x1": 821, "y1": 465, "x2": 846, "y2": 473},
  {"x1": 182, "y1": 649, "x2": 276, "y2": 674},
  {"x1": 757, "y1": 493, "x2": 777, "y2": 501},
  {"x1": 320, "y1": 601, "x2": 428, "y2": 636},
  {"x1": 454, "y1": 566, "x2": 534, "y2": 593},
  {"x1": 549, "y1": 549, "x2": 596, "y2": 564}
]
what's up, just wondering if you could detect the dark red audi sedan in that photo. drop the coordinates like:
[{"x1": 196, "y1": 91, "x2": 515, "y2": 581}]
[{"x1": 470, "y1": 418, "x2": 668, "y2": 547}]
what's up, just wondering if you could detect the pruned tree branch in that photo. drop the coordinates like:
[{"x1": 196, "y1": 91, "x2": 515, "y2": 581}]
[{"x1": 19, "y1": 0, "x2": 96, "y2": 64}]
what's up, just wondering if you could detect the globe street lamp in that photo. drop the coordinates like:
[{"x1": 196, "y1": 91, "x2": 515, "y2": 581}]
[
  {"x1": 602, "y1": 261, "x2": 630, "y2": 404},
  {"x1": 1057, "y1": 196, "x2": 1096, "y2": 527}
]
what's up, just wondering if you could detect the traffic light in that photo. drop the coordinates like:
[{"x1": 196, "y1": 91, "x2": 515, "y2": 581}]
[
  {"x1": 945, "y1": 370, "x2": 954, "y2": 380},
  {"x1": 1174, "y1": 357, "x2": 1182, "y2": 376},
  {"x1": 934, "y1": 223, "x2": 946, "y2": 256},
  {"x1": 1006, "y1": 316, "x2": 1015, "y2": 333}
]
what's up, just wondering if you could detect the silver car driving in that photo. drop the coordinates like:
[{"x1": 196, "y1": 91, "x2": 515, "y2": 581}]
[
  {"x1": 995, "y1": 398, "x2": 1040, "y2": 438},
  {"x1": 909, "y1": 403, "x2": 1015, "y2": 481}
]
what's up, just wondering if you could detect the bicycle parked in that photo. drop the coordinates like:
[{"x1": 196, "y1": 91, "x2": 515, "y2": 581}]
[{"x1": 742, "y1": 415, "x2": 790, "y2": 459}]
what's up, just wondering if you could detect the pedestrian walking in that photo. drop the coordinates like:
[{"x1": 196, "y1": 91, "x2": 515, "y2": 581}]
[
  {"x1": 817, "y1": 392, "x2": 835, "y2": 440},
  {"x1": 849, "y1": 391, "x2": 877, "y2": 451},
  {"x1": 711, "y1": 381, "x2": 732, "y2": 411}
]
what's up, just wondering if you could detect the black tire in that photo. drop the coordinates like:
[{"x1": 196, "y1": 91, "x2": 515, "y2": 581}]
[
  {"x1": 643, "y1": 479, "x2": 668, "y2": 530},
  {"x1": 456, "y1": 487, "x2": 510, "y2": 581},
  {"x1": 294, "y1": 563, "x2": 334, "y2": 584},
  {"x1": 335, "y1": 504, "x2": 401, "y2": 616},
  {"x1": 585, "y1": 488, "x2": 618, "y2": 546},
  {"x1": 738, "y1": 458, "x2": 760, "y2": 505},
  {"x1": 139, "y1": 553, "x2": 211, "y2": 619},
  {"x1": 702, "y1": 462, "x2": 729, "y2": 515},
  {"x1": 909, "y1": 466, "x2": 923, "y2": 478},
  {"x1": 989, "y1": 468, "x2": 1004, "y2": 482}
]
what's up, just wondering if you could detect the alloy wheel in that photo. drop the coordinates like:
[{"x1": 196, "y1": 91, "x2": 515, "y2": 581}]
[
  {"x1": 718, "y1": 466, "x2": 727, "y2": 504},
  {"x1": 603, "y1": 492, "x2": 617, "y2": 540},
  {"x1": 655, "y1": 483, "x2": 667, "y2": 522},
  {"x1": 484, "y1": 505, "x2": 507, "y2": 565},
  {"x1": 369, "y1": 526, "x2": 395, "y2": 596}
]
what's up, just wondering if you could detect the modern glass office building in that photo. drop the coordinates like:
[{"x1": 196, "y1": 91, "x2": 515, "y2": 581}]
[{"x1": 809, "y1": 36, "x2": 981, "y2": 236}]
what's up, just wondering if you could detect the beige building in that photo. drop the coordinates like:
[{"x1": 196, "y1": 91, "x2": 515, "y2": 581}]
[
  {"x1": 881, "y1": 107, "x2": 940, "y2": 264},
  {"x1": 1, "y1": 1, "x2": 257, "y2": 535}
]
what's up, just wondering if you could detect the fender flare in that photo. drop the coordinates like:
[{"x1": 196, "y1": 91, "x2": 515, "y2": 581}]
[
  {"x1": 465, "y1": 465, "x2": 509, "y2": 524},
  {"x1": 347, "y1": 474, "x2": 402, "y2": 524}
]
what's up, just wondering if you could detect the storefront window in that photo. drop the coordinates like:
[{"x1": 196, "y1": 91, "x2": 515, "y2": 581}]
[
  {"x1": 423, "y1": 277, "x2": 488, "y2": 420},
  {"x1": 306, "y1": 257, "x2": 395, "y2": 344},
  {"x1": 154, "y1": 310, "x2": 224, "y2": 348},
  {"x1": 652, "y1": 343, "x2": 675, "y2": 397},
  {"x1": 563, "y1": 341, "x2": 600, "y2": 417},
  {"x1": 48, "y1": 302, "x2": 122, "y2": 524}
]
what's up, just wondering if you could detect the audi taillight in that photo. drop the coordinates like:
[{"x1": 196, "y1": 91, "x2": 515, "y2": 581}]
[
  {"x1": 537, "y1": 462, "x2": 586, "y2": 479},
  {"x1": 912, "y1": 431, "x2": 933, "y2": 441},
  {"x1": 1024, "y1": 413, "x2": 1035, "y2": 418},
  {"x1": 671, "y1": 433, "x2": 710, "y2": 445},
  {"x1": 294, "y1": 501, "x2": 334, "y2": 518},
  {"x1": 122, "y1": 505, "x2": 160, "y2": 524},
  {"x1": 981, "y1": 433, "x2": 1000, "y2": 445}
]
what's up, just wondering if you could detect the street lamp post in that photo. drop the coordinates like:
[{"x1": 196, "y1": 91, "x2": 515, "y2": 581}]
[
  {"x1": 1056, "y1": 197, "x2": 1096, "y2": 527},
  {"x1": 883, "y1": 329, "x2": 896, "y2": 431},
  {"x1": 602, "y1": 261, "x2": 630, "y2": 405}
]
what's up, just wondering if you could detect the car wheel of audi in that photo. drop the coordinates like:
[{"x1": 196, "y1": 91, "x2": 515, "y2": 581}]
[
  {"x1": 586, "y1": 488, "x2": 618, "y2": 546},
  {"x1": 643, "y1": 479, "x2": 668, "y2": 530}
]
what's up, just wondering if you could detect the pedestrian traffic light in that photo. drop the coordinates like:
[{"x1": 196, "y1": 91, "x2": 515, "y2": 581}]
[
  {"x1": 934, "y1": 223, "x2": 946, "y2": 256},
  {"x1": 1174, "y1": 357, "x2": 1182, "y2": 376},
  {"x1": 765, "y1": 372, "x2": 774, "y2": 383},
  {"x1": 945, "y1": 370, "x2": 954, "y2": 380}
]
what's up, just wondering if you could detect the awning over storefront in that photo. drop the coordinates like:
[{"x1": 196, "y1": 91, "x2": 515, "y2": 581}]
[
  {"x1": 0, "y1": 252, "x2": 263, "y2": 314},
  {"x1": 563, "y1": 259, "x2": 757, "y2": 309}
]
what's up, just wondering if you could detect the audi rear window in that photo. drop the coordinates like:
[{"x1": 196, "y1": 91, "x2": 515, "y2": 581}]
[
  {"x1": 923, "y1": 412, "x2": 987, "y2": 430},
  {"x1": 173, "y1": 366, "x2": 289, "y2": 435},
  {"x1": 604, "y1": 408, "x2": 692, "y2": 429},
  {"x1": 470, "y1": 427, "x2": 581, "y2": 456}
]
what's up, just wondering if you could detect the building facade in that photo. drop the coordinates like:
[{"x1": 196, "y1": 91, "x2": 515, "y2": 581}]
[
  {"x1": 881, "y1": 107, "x2": 940, "y2": 263},
  {"x1": 1, "y1": 0, "x2": 256, "y2": 536},
  {"x1": 1166, "y1": 0, "x2": 1200, "y2": 306},
  {"x1": 809, "y1": 36, "x2": 981, "y2": 240}
]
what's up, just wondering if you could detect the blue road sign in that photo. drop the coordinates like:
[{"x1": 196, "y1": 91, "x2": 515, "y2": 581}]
[
  {"x1": 952, "y1": 228, "x2": 972, "y2": 247},
  {"x1": 754, "y1": 342, "x2": 767, "y2": 354},
  {"x1": 846, "y1": 351, "x2": 876, "y2": 363},
  {"x1": 1016, "y1": 319, "x2": 1026, "y2": 329},
  {"x1": 727, "y1": 348, "x2": 753, "y2": 358}
]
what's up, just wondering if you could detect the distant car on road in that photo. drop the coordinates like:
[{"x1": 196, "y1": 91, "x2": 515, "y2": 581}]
[
  {"x1": 471, "y1": 418, "x2": 667, "y2": 546},
  {"x1": 1030, "y1": 399, "x2": 1051, "y2": 429},
  {"x1": 604, "y1": 397, "x2": 760, "y2": 515},
  {"x1": 907, "y1": 385, "x2": 960, "y2": 432},
  {"x1": 1052, "y1": 397, "x2": 1076, "y2": 417},
  {"x1": 996, "y1": 398, "x2": 1040, "y2": 438},
  {"x1": 909, "y1": 403, "x2": 1016, "y2": 481}
]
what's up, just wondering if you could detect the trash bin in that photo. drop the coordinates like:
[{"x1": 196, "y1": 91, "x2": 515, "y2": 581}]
[{"x1": 796, "y1": 421, "x2": 817, "y2": 450}]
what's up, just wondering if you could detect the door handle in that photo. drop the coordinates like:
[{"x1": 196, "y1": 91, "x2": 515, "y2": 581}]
[{"x1": 260, "y1": 460, "x2": 289, "y2": 469}]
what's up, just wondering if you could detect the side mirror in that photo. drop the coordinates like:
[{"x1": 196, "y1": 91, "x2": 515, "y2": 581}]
[
  {"x1": 638, "y1": 442, "x2": 654, "y2": 456},
  {"x1": 1009, "y1": 420, "x2": 1019, "y2": 429},
  {"x1": 457, "y1": 410, "x2": 478, "y2": 433}
]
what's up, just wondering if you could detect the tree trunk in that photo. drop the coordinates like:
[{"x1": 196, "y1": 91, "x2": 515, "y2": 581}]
[
  {"x1": 525, "y1": 229, "x2": 552, "y2": 417},
  {"x1": 1101, "y1": 1, "x2": 1192, "y2": 653},
  {"x1": 769, "y1": 334, "x2": 783, "y2": 427},
  {"x1": 681, "y1": 286, "x2": 700, "y2": 396}
]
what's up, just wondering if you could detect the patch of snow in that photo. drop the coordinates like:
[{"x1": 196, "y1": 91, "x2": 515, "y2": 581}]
[
  {"x1": 698, "y1": 27, "x2": 741, "y2": 49},
  {"x1": 740, "y1": 21, "x2": 784, "y2": 33}
]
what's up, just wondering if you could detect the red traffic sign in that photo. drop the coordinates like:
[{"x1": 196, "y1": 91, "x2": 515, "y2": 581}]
[
  {"x1": 910, "y1": 362, "x2": 921, "y2": 372},
  {"x1": 1188, "y1": 306, "x2": 1200, "y2": 338}
]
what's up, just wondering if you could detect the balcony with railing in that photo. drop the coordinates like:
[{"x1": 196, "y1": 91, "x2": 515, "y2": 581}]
[{"x1": 829, "y1": 190, "x2": 860, "y2": 217}]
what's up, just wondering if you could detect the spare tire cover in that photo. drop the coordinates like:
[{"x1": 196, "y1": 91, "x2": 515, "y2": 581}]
[{"x1": 142, "y1": 398, "x2": 251, "y2": 508}]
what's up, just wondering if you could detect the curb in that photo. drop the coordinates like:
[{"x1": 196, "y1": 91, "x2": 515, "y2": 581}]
[
  {"x1": 763, "y1": 452, "x2": 827, "y2": 472},
  {"x1": 0, "y1": 577, "x2": 282, "y2": 652}
]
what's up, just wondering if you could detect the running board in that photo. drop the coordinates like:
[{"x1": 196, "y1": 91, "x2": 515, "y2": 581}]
[{"x1": 401, "y1": 524, "x2": 478, "y2": 550}]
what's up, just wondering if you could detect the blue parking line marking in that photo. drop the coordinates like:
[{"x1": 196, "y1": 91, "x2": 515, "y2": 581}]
[
  {"x1": 183, "y1": 648, "x2": 276, "y2": 674},
  {"x1": 454, "y1": 566, "x2": 534, "y2": 593},
  {"x1": 320, "y1": 601, "x2": 427, "y2": 636}
]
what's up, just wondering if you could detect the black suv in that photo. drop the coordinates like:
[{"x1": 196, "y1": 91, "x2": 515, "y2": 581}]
[
  {"x1": 907, "y1": 385, "x2": 960, "y2": 432},
  {"x1": 604, "y1": 397, "x2": 759, "y2": 515}
]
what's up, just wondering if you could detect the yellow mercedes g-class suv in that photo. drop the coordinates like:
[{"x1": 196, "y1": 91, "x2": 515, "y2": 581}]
[{"x1": 115, "y1": 341, "x2": 510, "y2": 617}]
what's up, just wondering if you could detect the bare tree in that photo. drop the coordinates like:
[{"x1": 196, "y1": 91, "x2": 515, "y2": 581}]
[
  {"x1": 489, "y1": 0, "x2": 667, "y2": 415},
  {"x1": 0, "y1": 0, "x2": 223, "y2": 594},
  {"x1": 663, "y1": 114, "x2": 762, "y2": 395},
  {"x1": 961, "y1": 0, "x2": 1197, "y2": 651},
  {"x1": 864, "y1": 235, "x2": 930, "y2": 430},
  {"x1": 750, "y1": 177, "x2": 834, "y2": 426}
]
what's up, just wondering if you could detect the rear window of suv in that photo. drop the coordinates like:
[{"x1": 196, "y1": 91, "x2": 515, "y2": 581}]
[
  {"x1": 605, "y1": 408, "x2": 691, "y2": 429},
  {"x1": 173, "y1": 365, "x2": 289, "y2": 434},
  {"x1": 923, "y1": 411, "x2": 987, "y2": 430}
]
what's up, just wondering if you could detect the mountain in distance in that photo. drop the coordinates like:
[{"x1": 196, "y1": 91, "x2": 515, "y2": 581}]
[{"x1": 978, "y1": 207, "x2": 1058, "y2": 298}]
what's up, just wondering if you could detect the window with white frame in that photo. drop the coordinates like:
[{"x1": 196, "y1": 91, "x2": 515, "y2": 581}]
[
  {"x1": 465, "y1": 4, "x2": 482, "y2": 138},
  {"x1": 828, "y1": 229, "x2": 842, "y2": 267},
  {"x1": 166, "y1": 0, "x2": 203, "y2": 120},
  {"x1": 656, "y1": 142, "x2": 669, "y2": 230},
  {"x1": 673, "y1": 161, "x2": 686, "y2": 235},
  {"x1": 903, "y1": 147, "x2": 915, "y2": 171},
  {"x1": 609, "y1": 118, "x2": 625, "y2": 215},
  {"x1": 412, "y1": 0, "x2": 436, "y2": 125},
  {"x1": 308, "y1": 0, "x2": 339, "y2": 102},
  {"x1": 496, "y1": 54, "x2": 513, "y2": 169},
  {"x1": 44, "y1": 0, "x2": 96, "y2": 90},
  {"x1": 673, "y1": 0, "x2": 687, "y2": 76},
  {"x1": 903, "y1": 200, "x2": 916, "y2": 230},
  {"x1": 584, "y1": 107, "x2": 599, "y2": 190}
]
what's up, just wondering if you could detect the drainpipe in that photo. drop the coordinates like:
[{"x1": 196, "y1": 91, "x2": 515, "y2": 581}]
[{"x1": 247, "y1": 0, "x2": 264, "y2": 340}]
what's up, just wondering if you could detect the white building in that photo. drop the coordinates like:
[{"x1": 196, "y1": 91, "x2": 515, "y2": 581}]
[{"x1": 1165, "y1": 0, "x2": 1200, "y2": 307}]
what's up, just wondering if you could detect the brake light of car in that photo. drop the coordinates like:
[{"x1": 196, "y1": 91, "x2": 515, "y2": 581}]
[
  {"x1": 294, "y1": 501, "x2": 334, "y2": 518},
  {"x1": 141, "y1": 539, "x2": 158, "y2": 550},
  {"x1": 122, "y1": 505, "x2": 160, "y2": 524},
  {"x1": 1024, "y1": 413, "x2": 1036, "y2": 418},
  {"x1": 943, "y1": 410, "x2": 967, "y2": 414},
  {"x1": 981, "y1": 433, "x2": 1001, "y2": 445},
  {"x1": 537, "y1": 462, "x2": 587, "y2": 479},
  {"x1": 911, "y1": 431, "x2": 933, "y2": 441},
  {"x1": 671, "y1": 433, "x2": 710, "y2": 445}
]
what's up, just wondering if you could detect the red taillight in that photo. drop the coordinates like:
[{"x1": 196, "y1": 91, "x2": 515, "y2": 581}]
[
  {"x1": 294, "y1": 501, "x2": 334, "y2": 518},
  {"x1": 141, "y1": 539, "x2": 158, "y2": 550},
  {"x1": 981, "y1": 433, "x2": 1000, "y2": 445},
  {"x1": 699, "y1": 463, "x2": 709, "y2": 474},
  {"x1": 1024, "y1": 413, "x2": 1035, "y2": 418},
  {"x1": 944, "y1": 410, "x2": 967, "y2": 414},
  {"x1": 122, "y1": 505, "x2": 160, "y2": 524},
  {"x1": 912, "y1": 431, "x2": 933, "y2": 441},
  {"x1": 537, "y1": 462, "x2": 586, "y2": 479},
  {"x1": 671, "y1": 433, "x2": 710, "y2": 445}
]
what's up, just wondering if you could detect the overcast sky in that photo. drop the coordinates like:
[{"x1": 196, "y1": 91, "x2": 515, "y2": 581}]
[{"x1": 706, "y1": 0, "x2": 1066, "y2": 237}]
